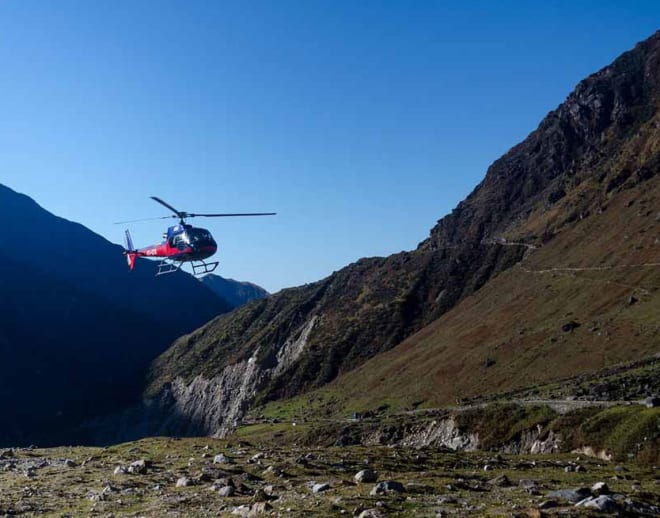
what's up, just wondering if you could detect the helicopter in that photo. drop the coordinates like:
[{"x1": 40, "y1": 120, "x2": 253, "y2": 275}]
[{"x1": 117, "y1": 196, "x2": 275, "y2": 276}]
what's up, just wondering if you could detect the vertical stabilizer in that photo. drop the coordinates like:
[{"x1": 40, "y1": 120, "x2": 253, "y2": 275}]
[{"x1": 124, "y1": 229, "x2": 137, "y2": 271}]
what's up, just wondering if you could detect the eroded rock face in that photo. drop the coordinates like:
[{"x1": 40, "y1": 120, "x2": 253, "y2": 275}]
[
  {"x1": 394, "y1": 417, "x2": 479, "y2": 451},
  {"x1": 144, "y1": 317, "x2": 319, "y2": 437},
  {"x1": 361, "y1": 416, "x2": 560, "y2": 455}
]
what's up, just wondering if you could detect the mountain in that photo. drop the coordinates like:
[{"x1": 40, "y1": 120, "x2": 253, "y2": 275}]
[
  {"x1": 142, "y1": 31, "x2": 660, "y2": 437},
  {"x1": 0, "y1": 184, "x2": 230, "y2": 446},
  {"x1": 200, "y1": 274, "x2": 269, "y2": 309}
]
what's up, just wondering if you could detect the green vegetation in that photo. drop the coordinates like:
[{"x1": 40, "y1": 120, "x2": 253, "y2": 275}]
[{"x1": 553, "y1": 405, "x2": 660, "y2": 464}]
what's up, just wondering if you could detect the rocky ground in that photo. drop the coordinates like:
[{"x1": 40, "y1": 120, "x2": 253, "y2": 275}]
[{"x1": 0, "y1": 431, "x2": 658, "y2": 517}]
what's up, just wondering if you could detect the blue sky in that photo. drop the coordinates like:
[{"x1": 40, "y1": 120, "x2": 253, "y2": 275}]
[{"x1": 1, "y1": 1, "x2": 658, "y2": 292}]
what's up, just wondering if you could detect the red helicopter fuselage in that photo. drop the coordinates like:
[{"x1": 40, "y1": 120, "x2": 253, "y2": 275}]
[{"x1": 125, "y1": 224, "x2": 218, "y2": 274}]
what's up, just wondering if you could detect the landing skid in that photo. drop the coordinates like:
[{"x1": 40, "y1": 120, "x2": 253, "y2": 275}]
[
  {"x1": 156, "y1": 260, "x2": 182, "y2": 276},
  {"x1": 155, "y1": 259, "x2": 218, "y2": 277},
  {"x1": 191, "y1": 259, "x2": 219, "y2": 276}
]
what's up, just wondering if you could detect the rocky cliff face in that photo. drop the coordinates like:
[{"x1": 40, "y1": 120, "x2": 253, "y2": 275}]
[{"x1": 142, "y1": 31, "x2": 660, "y2": 438}]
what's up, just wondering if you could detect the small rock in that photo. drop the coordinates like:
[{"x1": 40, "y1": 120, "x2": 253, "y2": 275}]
[
  {"x1": 519, "y1": 479, "x2": 537, "y2": 490},
  {"x1": 575, "y1": 465, "x2": 586, "y2": 473},
  {"x1": 231, "y1": 505, "x2": 251, "y2": 516},
  {"x1": 127, "y1": 459, "x2": 148, "y2": 475},
  {"x1": 217, "y1": 485, "x2": 235, "y2": 497},
  {"x1": 214, "y1": 453, "x2": 232, "y2": 464},
  {"x1": 250, "y1": 502, "x2": 273, "y2": 515},
  {"x1": 249, "y1": 452, "x2": 265, "y2": 464},
  {"x1": 313, "y1": 482, "x2": 331, "y2": 493},
  {"x1": 370, "y1": 480, "x2": 405, "y2": 495},
  {"x1": 88, "y1": 492, "x2": 106, "y2": 502},
  {"x1": 354, "y1": 469, "x2": 378, "y2": 483},
  {"x1": 64, "y1": 459, "x2": 76, "y2": 468},
  {"x1": 175, "y1": 477, "x2": 193, "y2": 488},
  {"x1": 357, "y1": 510, "x2": 383, "y2": 518},
  {"x1": 561, "y1": 321, "x2": 581, "y2": 332},
  {"x1": 263, "y1": 465, "x2": 282, "y2": 476},
  {"x1": 215, "y1": 477, "x2": 235, "y2": 488},
  {"x1": 538, "y1": 500, "x2": 558, "y2": 510},
  {"x1": 113, "y1": 466, "x2": 127, "y2": 475}
]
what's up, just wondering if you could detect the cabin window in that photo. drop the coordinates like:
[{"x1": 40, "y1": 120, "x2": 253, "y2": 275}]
[{"x1": 170, "y1": 233, "x2": 187, "y2": 247}]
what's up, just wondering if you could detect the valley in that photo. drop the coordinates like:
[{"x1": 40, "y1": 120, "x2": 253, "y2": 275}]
[{"x1": 0, "y1": 18, "x2": 659, "y2": 518}]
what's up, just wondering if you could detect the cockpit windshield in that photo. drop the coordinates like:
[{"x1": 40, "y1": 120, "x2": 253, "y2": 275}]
[
  {"x1": 169, "y1": 228, "x2": 214, "y2": 247},
  {"x1": 185, "y1": 228, "x2": 213, "y2": 243}
]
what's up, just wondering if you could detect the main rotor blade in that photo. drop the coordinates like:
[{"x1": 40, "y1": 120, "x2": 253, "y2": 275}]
[
  {"x1": 190, "y1": 212, "x2": 277, "y2": 217},
  {"x1": 151, "y1": 196, "x2": 183, "y2": 217},
  {"x1": 113, "y1": 216, "x2": 175, "y2": 225}
]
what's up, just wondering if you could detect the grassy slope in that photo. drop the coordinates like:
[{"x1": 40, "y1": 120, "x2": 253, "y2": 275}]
[{"x1": 276, "y1": 171, "x2": 659, "y2": 415}]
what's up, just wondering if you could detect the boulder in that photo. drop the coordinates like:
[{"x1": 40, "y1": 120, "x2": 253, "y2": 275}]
[
  {"x1": 354, "y1": 469, "x2": 378, "y2": 484},
  {"x1": 370, "y1": 480, "x2": 405, "y2": 495},
  {"x1": 175, "y1": 477, "x2": 193, "y2": 488},
  {"x1": 547, "y1": 488, "x2": 591, "y2": 503},
  {"x1": 127, "y1": 459, "x2": 148, "y2": 475},
  {"x1": 576, "y1": 495, "x2": 619, "y2": 512},
  {"x1": 217, "y1": 485, "x2": 235, "y2": 497},
  {"x1": 312, "y1": 482, "x2": 330, "y2": 493},
  {"x1": 214, "y1": 453, "x2": 232, "y2": 464}
]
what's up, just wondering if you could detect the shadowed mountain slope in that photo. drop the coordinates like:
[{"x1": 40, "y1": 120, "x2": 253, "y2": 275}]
[
  {"x1": 0, "y1": 185, "x2": 229, "y2": 446},
  {"x1": 144, "y1": 31, "x2": 660, "y2": 437}
]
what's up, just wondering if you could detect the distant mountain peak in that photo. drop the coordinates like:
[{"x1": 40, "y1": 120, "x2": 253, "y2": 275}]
[{"x1": 200, "y1": 274, "x2": 269, "y2": 309}]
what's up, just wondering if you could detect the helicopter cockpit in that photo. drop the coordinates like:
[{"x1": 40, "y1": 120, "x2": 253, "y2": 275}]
[{"x1": 169, "y1": 228, "x2": 216, "y2": 248}]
